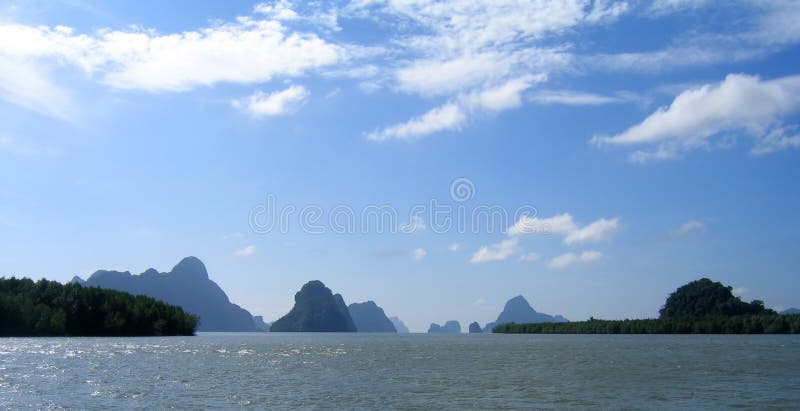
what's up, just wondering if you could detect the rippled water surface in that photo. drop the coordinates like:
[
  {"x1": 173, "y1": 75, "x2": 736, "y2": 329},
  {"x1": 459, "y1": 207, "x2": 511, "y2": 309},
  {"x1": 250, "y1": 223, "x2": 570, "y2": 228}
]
[{"x1": 1, "y1": 333, "x2": 799, "y2": 409}]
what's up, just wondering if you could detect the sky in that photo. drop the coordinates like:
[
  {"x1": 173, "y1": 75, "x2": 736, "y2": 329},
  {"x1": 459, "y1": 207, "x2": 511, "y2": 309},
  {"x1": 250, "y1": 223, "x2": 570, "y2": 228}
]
[{"x1": 1, "y1": 0, "x2": 799, "y2": 332}]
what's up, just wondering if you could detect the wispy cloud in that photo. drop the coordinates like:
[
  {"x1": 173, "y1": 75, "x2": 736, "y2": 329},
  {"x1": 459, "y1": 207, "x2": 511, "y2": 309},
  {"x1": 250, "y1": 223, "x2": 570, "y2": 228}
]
[
  {"x1": 365, "y1": 103, "x2": 465, "y2": 141},
  {"x1": 518, "y1": 252, "x2": 540, "y2": 262},
  {"x1": 412, "y1": 248, "x2": 428, "y2": 260},
  {"x1": 549, "y1": 250, "x2": 603, "y2": 269},
  {"x1": 529, "y1": 90, "x2": 626, "y2": 106},
  {"x1": 448, "y1": 243, "x2": 461, "y2": 252},
  {"x1": 670, "y1": 220, "x2": 705, "y2": 238},
  {"x1": 469, "y1": 237, "x2": 520, "y2": 264},
  {"x1": 233, "y1": 245, "x2": 256, "y2": 257},
  {"x1": 232, "y1": 85, "x2": 310, "y2": 118}
]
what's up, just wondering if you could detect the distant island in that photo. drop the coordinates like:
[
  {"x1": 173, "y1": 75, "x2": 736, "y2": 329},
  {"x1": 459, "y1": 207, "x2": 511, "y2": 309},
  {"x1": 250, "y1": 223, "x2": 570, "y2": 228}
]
[
  {"x1": 389, "y1": 316, "x2": 410, "y2": 333},
  {"x1": 348, "y1": 301, "x2": 396, "y2": 332},
  {"x1": 428, "y1": 320, "x2": 461, "y2": 333},
  {"x1": 483, "y1": 295, "x2": 568, "y2": 332},
  {"x1": 495, "y1": 278, "x2": 800, "y2": 334},
  {"x1": 0, "y1": 277, "x2": 197, "y2": 336},
  {"x1": 270, "y1": 280, "x2": 357, "y2": 332},
  {"x1": 75, "y1": 257, "x2": 261, "y2": 332}
]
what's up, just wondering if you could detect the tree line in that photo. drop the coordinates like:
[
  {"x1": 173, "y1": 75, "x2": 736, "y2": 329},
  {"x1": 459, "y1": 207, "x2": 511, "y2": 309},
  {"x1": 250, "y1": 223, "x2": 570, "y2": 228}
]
[
  {"x1": 0, "y1": 277, "x2": 197, "y2": 336},
  {"x1": 494, "y1": 278, "x2": 799, "y2": 334}
]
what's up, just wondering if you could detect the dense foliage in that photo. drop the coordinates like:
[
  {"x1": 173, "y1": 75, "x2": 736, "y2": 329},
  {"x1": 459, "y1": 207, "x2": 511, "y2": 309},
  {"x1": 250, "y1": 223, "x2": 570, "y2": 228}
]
[
  {"x1": 494, "y1": 277, "x2": 795, "y2": 334},
  {"x1": 659, "y1": 278, "x2": 774, "y2": 318},
  {"x1": 0, "y1": 277, "x2": 197, "y2": 336},
  {"x1": 493, "y1": 315, "x2": 800, "y2": 334}
]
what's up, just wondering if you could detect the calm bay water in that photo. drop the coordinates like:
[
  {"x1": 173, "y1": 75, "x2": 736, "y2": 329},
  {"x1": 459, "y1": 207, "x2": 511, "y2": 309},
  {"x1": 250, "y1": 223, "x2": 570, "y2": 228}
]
[{"x1": 1, "y1": 333, "x2": 799, "y2": 409}]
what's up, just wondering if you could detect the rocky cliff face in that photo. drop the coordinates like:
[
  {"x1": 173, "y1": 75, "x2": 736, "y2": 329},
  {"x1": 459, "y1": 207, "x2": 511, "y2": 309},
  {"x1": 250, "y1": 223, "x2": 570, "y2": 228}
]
[{"x1": 270, "y1": 281, "x2": 357, "y2": 332}]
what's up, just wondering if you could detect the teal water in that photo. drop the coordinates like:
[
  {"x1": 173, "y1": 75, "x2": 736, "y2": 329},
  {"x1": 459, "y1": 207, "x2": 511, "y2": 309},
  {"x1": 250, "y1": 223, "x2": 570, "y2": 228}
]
[{"x1": 1, "y1": 333, "x2": 799, "y2": 409}]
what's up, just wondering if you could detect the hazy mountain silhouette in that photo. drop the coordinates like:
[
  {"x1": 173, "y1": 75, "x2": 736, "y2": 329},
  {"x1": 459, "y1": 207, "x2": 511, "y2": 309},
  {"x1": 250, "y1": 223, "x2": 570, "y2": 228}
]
[
  {"x1": 270, "y1": 280, "x2": 357, "y2": 332},
  {"x1": 484, "y1": 295, "x2": 568, "y2": 332},
  {"x1": 79, "y1": 256, "x2": 257, "y2": 331},
  {"x1": 780, "y1": 308, "x2": 800, "y2": 315},
  {"x1": 428, "y1": 320, "x2": 461, "y2": 333},
  {"x1": 348, "y1": 301, "x2": 396, "y2": 332},
  {"x1": 468, "y1": 322, "x2": 482, "y2": 333},
  {"x1": 253, "y1": 316, "x2": 270, "y2": 332},
  {"x1": 390, "y1": 316, "x2": 410, "y2": 333}
]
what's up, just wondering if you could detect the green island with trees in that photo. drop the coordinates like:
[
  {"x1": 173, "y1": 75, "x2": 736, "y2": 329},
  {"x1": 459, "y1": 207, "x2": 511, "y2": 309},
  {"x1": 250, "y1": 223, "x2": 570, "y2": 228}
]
[
  {"x1": 0, "y1": 277, "x2": 198, "y2": 336},
  {"x1": 494, "y1": 278, "x2": 800, "y2": 334}
]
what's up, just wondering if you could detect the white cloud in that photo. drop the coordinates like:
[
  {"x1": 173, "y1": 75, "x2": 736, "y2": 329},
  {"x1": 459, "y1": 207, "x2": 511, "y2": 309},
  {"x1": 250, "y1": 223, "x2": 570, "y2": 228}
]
[
  {"x1": 586, "y1": 0, "x2": 631, "y2": 23},
  {"x1": 549, "y1": 250, "x2": 603, "y2": 269},
  {"x1": 564, "y1": 218, "x2": 620, "y2": 245},
  {"x1": 646, "y1": 0, "x2": 712, "y2": 16},
  {"x1": 360, "y1": 0, "x2": 629, "y2": 141},
  {"x1": 401, "y1": 215, "x2": 426, "y2": 233},
  {"x1": 232, "y1": 85, "x2": 309, "y2": 117},
  {"x1": 0, "y1": 17, "x2": 344, "y2": 95},
  {"x1": 396, "y1": 52, "x2": 511, "y2": 97},
  {"x1": 473, "y1": 297, "x2": 487, "y2": 306},
  {"x1": 448, "y1": 243, "x2": 460, "y2": 252},
  {"x1": 518, "y1": 252, "x2": 540, "y2": 262},
  {"x1": 592, "y1": 74, "x2": 800, "y2": 162},
  {"x1": 670, "y1": 220, "x2": 704, "y2": 238},
  {"x1": 253, "y1": 1, "x2": 300, "y2": 21},
  {"x1": 732, "y1": 286, "x2": 750, "y2": 296},
  {"x1": 469, "y1": 237, "x2": 519, "y2": 263},
  {"x1": 530, "y1": 90, "x2": 624, "y2": 106},
  {"x1": 412, "y1": 248, "x2": 428, "y2": 260},
  {"x1": 508, "y1": 213, "x2": 578, "y2": 236},
  {"x1": 233, "y1": 245, "x2": 256, "y2": 257},
  {"x1": 365, "y1": 103, "x2": 465, "y2": 141},
  {"x1": 462, "y1": 75, "x2": 547, "y2": 111},
  {"x1": 508, "y1": 213, "x2": 619, "y2": 245}
]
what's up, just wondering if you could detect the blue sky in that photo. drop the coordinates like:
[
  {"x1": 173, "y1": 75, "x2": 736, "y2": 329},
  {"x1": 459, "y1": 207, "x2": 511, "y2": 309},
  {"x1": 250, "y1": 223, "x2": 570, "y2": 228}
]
[{"x1": 1, "y1": 0, "x2": 799, "y2": 331}]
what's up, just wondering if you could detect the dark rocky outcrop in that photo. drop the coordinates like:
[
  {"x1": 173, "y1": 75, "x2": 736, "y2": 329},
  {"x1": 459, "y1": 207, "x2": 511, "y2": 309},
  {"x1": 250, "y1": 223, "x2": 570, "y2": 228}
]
[
  {"x1": 468, "y1": 322, "x2": 482, "y2": 333},
  {"x1": 428, "y1": 320, "x2": 461, "y2": 333},
  {"x1": 348, "y1": 301, "x2": 396, "y2": 332},
  {"x1": 390, "y1": 316, "x2": 410, "y2": 333},
  {"x1": 270, "y1": 281, "x2": 357, "y2": 332},
  {"x1": 80, "y1": 256, "x2": 257, "y2": 331}
]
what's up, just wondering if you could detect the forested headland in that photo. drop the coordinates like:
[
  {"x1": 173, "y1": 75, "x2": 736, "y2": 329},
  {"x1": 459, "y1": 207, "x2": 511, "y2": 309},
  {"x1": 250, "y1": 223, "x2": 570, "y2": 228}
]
[
  {"x1": 0, "y1": 277, "x2": 197, "y2": 336},
  {"x1": 494, "y1": 278, "x2": 800, "y2": 334}
]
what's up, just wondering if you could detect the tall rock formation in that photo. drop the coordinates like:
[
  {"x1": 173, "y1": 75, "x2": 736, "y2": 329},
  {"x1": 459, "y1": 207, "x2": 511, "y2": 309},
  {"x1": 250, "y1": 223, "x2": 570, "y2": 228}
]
[{"x1": 270, "y1": 281, "x2": 357, "y2": 332}]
